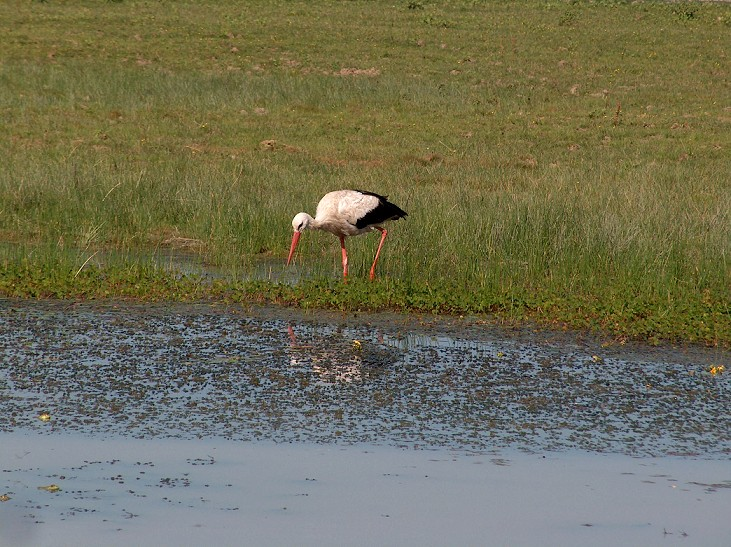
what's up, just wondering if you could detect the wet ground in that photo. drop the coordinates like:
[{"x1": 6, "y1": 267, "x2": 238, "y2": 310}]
[{"x1": 1, "y1": 298, "x2": 730, "y2": 545}]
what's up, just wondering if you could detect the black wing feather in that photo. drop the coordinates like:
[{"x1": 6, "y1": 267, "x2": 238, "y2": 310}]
[{"x1": 353, "y1": 190, "x2": 408, "y2": 229}]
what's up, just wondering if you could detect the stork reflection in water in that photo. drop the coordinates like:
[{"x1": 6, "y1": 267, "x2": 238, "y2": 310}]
[{"x1": 286, "y1": 325, "x2": 399, "y2": 384}]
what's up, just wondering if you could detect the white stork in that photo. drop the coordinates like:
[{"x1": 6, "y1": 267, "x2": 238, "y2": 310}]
[{"x1": 287, "y1": 189, "x2": 407, "y2": 280}]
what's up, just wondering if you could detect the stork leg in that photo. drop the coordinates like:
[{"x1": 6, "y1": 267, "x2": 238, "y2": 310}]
[
  {"x1": 287, "y1": 325, "x2": 298, "y2": 346},
  {"x1": 340, "y1": 235, "x2": 348, "y2": 279},
  {"x1": 369, "y1": 227, "x2": 388, "y2": 281}
]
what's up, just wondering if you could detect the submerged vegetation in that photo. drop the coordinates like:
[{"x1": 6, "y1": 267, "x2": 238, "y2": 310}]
[{"x1": 0, "y1": 0, "x2": 729, "y2": 345}]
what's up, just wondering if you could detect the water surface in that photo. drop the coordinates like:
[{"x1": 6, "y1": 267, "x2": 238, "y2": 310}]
[
  {"x1": 1, "y1": 299, "x2": 729, "y2": 546},
  {"x1": 1, "y1": 299, "x2": 728, "y2": 456}
]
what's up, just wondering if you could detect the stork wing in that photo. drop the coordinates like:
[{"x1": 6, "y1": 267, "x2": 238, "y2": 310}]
[{"x1": 338, "y1": 191, "x2": 381, "y2": 227}]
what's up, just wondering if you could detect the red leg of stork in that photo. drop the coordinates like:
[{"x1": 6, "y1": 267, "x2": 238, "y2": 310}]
[
  {"x1": 340, "y1": 235, "x2": 348, "y2": 279},
  {"x1": 369, "y1": 227, "x2": 388, "y2": 281}
]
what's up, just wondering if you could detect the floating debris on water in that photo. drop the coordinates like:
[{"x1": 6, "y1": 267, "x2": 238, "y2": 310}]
[{"x1": 0, "y1": 299, "x2": 729, "y2": 456}]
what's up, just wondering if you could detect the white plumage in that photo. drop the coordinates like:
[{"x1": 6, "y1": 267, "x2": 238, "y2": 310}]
[{"x1": 287, "y1": 189, "x2": 407, "y2": 280}]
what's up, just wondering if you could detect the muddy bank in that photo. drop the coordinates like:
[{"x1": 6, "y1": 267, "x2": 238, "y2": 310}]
[{"x1": 1, "y1": 299, "x2": 728, "y2": 456}]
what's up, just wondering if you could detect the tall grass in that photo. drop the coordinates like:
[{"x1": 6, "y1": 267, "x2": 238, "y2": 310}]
[{"x1": 0, "y1": 0, "x2": 729, "y2": 338}]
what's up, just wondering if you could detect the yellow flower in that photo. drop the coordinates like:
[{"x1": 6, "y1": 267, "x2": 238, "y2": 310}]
[
  {"x1": 352, "y1": 340, "x2": 362, "y2": 351},
  {"x1": 38, "y1": 412, "x2": 51, "y2": 422},
  {"x1": 38, "y1": 484, "x2": 61, "y2": 493},
  {"x1": 709, "y1": 365, "x2": 725, "y2": 376}
]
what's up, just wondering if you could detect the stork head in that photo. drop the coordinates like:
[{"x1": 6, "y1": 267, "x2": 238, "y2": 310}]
[
  {"x1": 287, "y1": 213, "x2": 311, "y2": 266},
  {"x1": 291, "y1": 212, "x2": 311, "y2": 233}
]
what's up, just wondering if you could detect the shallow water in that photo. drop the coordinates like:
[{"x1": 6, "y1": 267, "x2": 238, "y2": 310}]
[
  {"x1": 2, "y1": 434, "x2": 730, "y2": 547},
  {"x1": 1, "y1": 299, "x2": 729, "y2": 546},
  {"x1": 1, "y1": 299, "x2": 728, "y2": 456}
]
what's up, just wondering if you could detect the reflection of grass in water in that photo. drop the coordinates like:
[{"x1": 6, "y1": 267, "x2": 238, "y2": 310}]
[{"x1": 0, "y1": 1, "x2": 729, "y2": 343}]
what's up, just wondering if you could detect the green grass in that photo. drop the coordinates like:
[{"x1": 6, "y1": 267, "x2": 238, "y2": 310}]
[{"x1": 1, "y1": 0, "x2": 729, "y2": 345}]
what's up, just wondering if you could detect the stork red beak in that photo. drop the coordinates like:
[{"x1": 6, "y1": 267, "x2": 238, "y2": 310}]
[{"x1": 287, "y1": 231, "x2": 301, "y2": 266}]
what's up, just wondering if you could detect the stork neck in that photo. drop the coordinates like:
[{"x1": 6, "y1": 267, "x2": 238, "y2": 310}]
[{"x1": 304, "y1": 213, "x2": 319, "y2": 230}]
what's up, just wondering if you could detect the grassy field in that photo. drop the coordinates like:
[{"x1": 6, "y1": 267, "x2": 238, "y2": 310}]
[{"x1": 1, "y1": 0, "x2": 729, "y2": 345}]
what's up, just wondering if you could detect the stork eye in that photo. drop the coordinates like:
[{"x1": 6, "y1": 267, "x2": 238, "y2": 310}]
[{"x1": 297, "y1": 222, "x2": 304, "y2": 231}]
